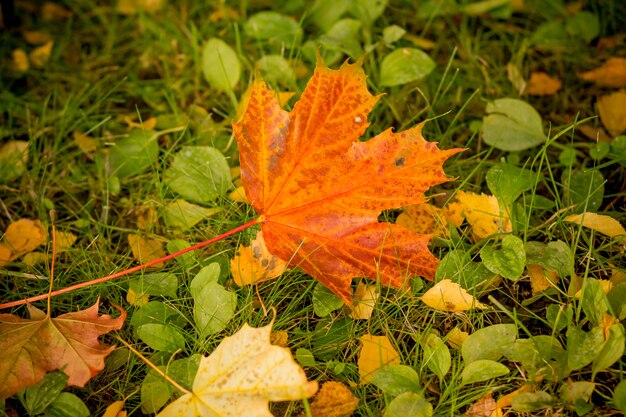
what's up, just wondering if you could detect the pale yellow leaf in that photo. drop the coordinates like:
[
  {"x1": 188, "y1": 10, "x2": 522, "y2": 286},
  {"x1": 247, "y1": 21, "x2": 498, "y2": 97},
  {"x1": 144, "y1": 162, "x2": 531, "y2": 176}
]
[
  {"x1": 3, "y1": 219, "x2": 47, "y2": 256},
  {"x1": 29, "y1": 41, "x2": 53, "y2": 68},
  {"x1": 455, "y1": 191, "x2": 511, "y2": 240},
  {"x1": 231, "y1": 231, "x2": 288, "y2": 286},
  {"x1": 0, "y1": 140, "x2": 29, "y2": 171},
  {"x1": 162, "y1": 199, "x2": 220, "y2": 231},
  {"x1": 358, "y1": 334, "x2": 401, "y2": 384},
  {"x1": 348, "y1": 282, "x2": 378, "y2": 320},
  {"x1": 564, "y1": 212, "x2": 626, "y2": 238},
  {"x1": 446, "y1": 326, "x2": 469, "y2": 350},
  {"x1": 127, "y1": 234, "x2": 165, "y2": 268},
  {"x1": 597, "y1": 91, "x2": 626, "y2": 136},
  {"x1": 421, "y1": 279, "x2": 489, "y2": 312},
  {"x1": 229, "y1": 185, "x2": 248, "y2": 203},
  {"x1": 54, "y1": 230, "x2": 77, "y2": 253},
  {"x1": 0, "y1": 244, "x2": 13, "y2": 267},
  {"x1": 22, "y1": 252, "x2": 48, "y2": 267},
  {"x1": 101, "y1": 400, "x2": 126, "y2": 417},
  {"x1": 11, "y1": 49, "x2": 29, "y2": 72},
  {"x1": 301, "y1": 381, "x2": 359, "y2": 417},
  {"x1": 126, "y1": 288, "x2": 149, "y2": 307},
  {"x1": 527, "y1": 264, "x2": 558, "y2": 295},
  {"x1": 74, "y1": 131, "x2": 97, "y2": 153},
  {"x1": 157, "y1": 323, "x2": 318, "y2": 417}
]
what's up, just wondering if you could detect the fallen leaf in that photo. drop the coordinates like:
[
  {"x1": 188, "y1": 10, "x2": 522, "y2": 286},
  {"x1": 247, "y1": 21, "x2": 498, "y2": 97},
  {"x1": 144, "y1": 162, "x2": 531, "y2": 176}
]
[
  {"x1": 527, "y1": 264, "x2": 559, "y2": 295},
  {"x1": 233, "y1": 57, "x2": 461, "y2": 304},
  {"x1": 162, "y1": 199, "x2": 220, "y2": 231},
  {"x1": 29, "y1": 41, "x2": 53, "y2": 68},
  {"x1": 600, "y1": 314, "x2": 619, "y2": 339},
  {"x1": 358, "y1": 334, "x2": 401, "y2": 384},
  {"x1": 128, "y1": 235, "x2": 166, "y2": 268},
  {"x1": 0, "y1": 140, "x2": 30, "y2": 182},
  {"x1": 598, "y1": 34, "x2": 626, "y2": 49},
  {"x1": 446, "y1": 326, "x2": 469, "y2": 350},
  {"x1": 421, "y1": 279, "x2": 488, "y2": 312},
  {"x1": 0, "y1": 244, "x2": 11, "y2": 267},
  {"x1": 229, "y1": 185, "x2": 248, "y2": 203},
  {"x1": 74, "y1": 131, "x2": 97, "y2": 154},
  {"x1": 466, "y1": 391, "x2": 496, "y2": 417},
  {"x1": 301, "y1": 381, "x2": 359, "y2": 417},
  {"x1": 454, "y1": 191, "x2": 511, "y2": 240},
  {"x1": 0, "y1": 300, "x2": 125, "y2": 399},
  {"x1": 396, "y1": 203, "x2": 449, "y2": 237},
  {"x1": 442, "y1": 201, "x2": 465, "y2": 227},
  {"x1": 22, "y1": 30, "x2": 53, "y2": 45},
  {"x1": 527, "y1": 72, "x2": 561, "y2": 96},
  {"x1": 156, "y1": 322, "x2": 318, "y2": 416},
  {"x1": 576, "y1": 124, "x2": 611, "y2": 142},
  {"x1": 495, "y1": 384, "x2": 533, "y2": 415},
  {"x1": 574, "y1": 279, "x2": 612, "y2": 299},
  {"x1": 231, "y1": 231, "x2": 288, "y2": 286},
  {"x1": 22, "y1": 252, "x2": 49, "y2": 267},
  {"x1": 54, "y1": 230, "x2": 77, "y2": 253},
  {"x1": 564, "y1": 212, "x2": 626, "y2": 238},
  {"x1": 597, "y1": 91, "x2": 626, "y2": 136},
  {"x1": 116, "y1": 0, "x2": 164, "y2": 14},
  {"x1": 11, "y1": 49, "x2": 29, "y2": 72},
  {"x1": 579, "y1": 57, "x2": 626, "y2": 88},
  {"x1": 2, "y1": 219, "x2": 47, "y2": 257},
  {"x1": 126, "y1": 288, "x2": 150, "y2": 307},
  {"x1": 270, "y1": 331, "x2": 288, "y2": 347},
  {"x1": 136, "y1": 206, "x2": 158, "y2": 232},
  {"x1": 42, "y1": 2, "x2": 72, "y2": 20},
  {"x1": 101, "y1": 400, "x2": 126, "y2": 417},
  {"x1": 348, "y1": 282, "x2": 378, "y2": 320}
]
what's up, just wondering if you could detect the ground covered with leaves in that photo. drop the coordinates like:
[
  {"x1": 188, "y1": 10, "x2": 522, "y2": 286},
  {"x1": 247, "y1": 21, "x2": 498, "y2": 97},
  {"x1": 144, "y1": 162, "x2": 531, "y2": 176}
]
[{"x1": 1, "y1": 1, "x2": 625, "y2": 416}]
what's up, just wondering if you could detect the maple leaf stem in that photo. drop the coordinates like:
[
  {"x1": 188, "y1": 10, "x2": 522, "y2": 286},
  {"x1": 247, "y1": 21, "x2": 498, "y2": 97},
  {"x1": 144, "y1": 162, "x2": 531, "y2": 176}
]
[
  {"x1": 113, "y1": 334, "x2": 192, "y2": 396},
  {"x1": 0, "y1": 217, "x2": 262, "y2": 310}
]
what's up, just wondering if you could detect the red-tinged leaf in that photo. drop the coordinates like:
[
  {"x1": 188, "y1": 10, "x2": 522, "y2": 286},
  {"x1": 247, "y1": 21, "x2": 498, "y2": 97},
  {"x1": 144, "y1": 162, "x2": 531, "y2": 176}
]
[
  {"x1": 233, "y1": 57, "x2": 462, "y2": 303},
  {"x1": 0, "y1": 299, "x2": 125, "y2": 399}
]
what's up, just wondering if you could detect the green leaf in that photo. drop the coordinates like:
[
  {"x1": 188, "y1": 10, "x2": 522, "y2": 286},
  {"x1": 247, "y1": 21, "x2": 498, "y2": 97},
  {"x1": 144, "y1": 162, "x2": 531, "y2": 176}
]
[
  {"x1": 43, "y1": 393, "x2": 89, "y2": 417},
  {"x1": 525, "y1": 240, "x2": 573, "y2": 277},
  {"x1": 19, "y1": 372, "x2": 68, "y2": 415},
  {"x1": 137, "y1": 323, "x2": 186, "y2": 352},
  {"x1": 461, "y1": 359, "x2": 509, "y2": 385},
  {"x1": 607, "y1": 283, "x2": 626, "y2": 320},
  {"x1": 244, "y1": 12, "x2": 303, "y2": 47},
  {"x1": 421, "y1": 333, "x2": 451, "y2": 380},
  {"x1": 371, "y1": 365, "x2": 421, "y2": 396},
  {"x1": 559, "y1": 381, "x2": 595, "y2": 408},
  {"x1": 566, "y1": 326, "x2": 604, "y2": 371},
  {"x1": 257, "y1": 55, "x2": 296, "y2": 87},
  {"x1": 592, "y1": 323, "x2": 625, "y2": 377},
  {"x1": 461, "y1": 0, "x2": 510, "y2": 16},
  {"x1": 503, "y1": 335, "x2": 568, "y2": 381},
  {"x1": 166, "y1": 355, "x2": 201, "y2": 392},
  {"x1": 614, "y1": 380, "x2": 626, "y2": 412},
  {"x1": 295, "y1": 348, "x2": 316, "y2": 367},
  {"x1": 435, "y1": 250, "x2": 495, "y2": 290},
  {"x1": 512, "y1": 392, "x2": 557, "y2": 412},
  {"x1": 546, "y1": 304, "x2": 573, "y2": 332},
  {"x1": 382, "y1": 25, "x2": 406, "y2": 45},
  {"x1": 580, "y1": 279, "x2": 610, "y2": 326},
  {"x1": 482, "y1": 98, "x2": 546, "y2": 151},
  {"x1": 486, "y1": 162, "x2": 536, "y2": 209},
  {"x1": 480, "y1": 235, "x2": 526, "y2": 280},
  {"x1": 416, "y1": 0, "x2": 458, "y2": 18},
  {"x1": 163, "y1": 199, "x2": 220, "y2": 231},
  {"x1": 141, "y1": 368, "x2": 174, "y2": 414},
  {"x1": 201, "y1": 38, "x2": 240, "y2": 92},
  {"x1": 164, "y1": 146, "x2": 231, "y2": 203},
  {"x1": 311, "y1": 317, "x2": 353, "y2": 360},
  {"x1": 610, "y1": 135, "x2": 626, "y2": 166},
  {"x1": 349, "y1": 0, "x2": 388, "y2": 25},
  {"x1": 319, "y1": 19, "x2": 363, "y2": 60},
  {"x1": 193, "y1": 281, "x2": 237, "y2": 337},
  {"x1": 128, "y1": 272, "x2": 178, "y2": 299},
  {"x1": 462, "y1": 324, "x2": 517, "y2": 364},
  {"x1": 565, "y1": 11, "x2": 599, "y2": 43},
  {"x1": 530, "y1": 21, "x2": 570, "y2": 51},
  {"x1": 190, "y1": 263, "x2": 221, "y2": 299},
  {"x1": 380, "y1": 48, "x2": 435, "y2": 87},
  {"x1": 383, "y1": 392, "x2": 433, "y2": 417},
  {"x1": 562, "y1": 168, "x2": 604, "y2": 213},
  {"x1": 107, "y1": 128, "x2": 159, "y2": 179},
  {"x1": 308, "y1": 0, "x2": 351, "y2": 31},
  {"x1": 130, "y1": 301, "x2": 185, "y2": 336},
  {"x1": 590, "y1": 141, "x2": 610, "y2": 160},
  {"x1": 312, "y1": 283, "x2": 344, "y2": 317}
]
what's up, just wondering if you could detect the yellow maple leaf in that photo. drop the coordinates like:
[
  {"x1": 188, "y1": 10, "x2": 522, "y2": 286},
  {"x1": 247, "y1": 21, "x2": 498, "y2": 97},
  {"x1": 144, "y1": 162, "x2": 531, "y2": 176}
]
[
  {"x1": 564, "y1": 212, "x2": 626, "y2": 239},
  {"x1": 421, "y1": 279, "x2": 489, "y2": 312},
  {"x1": 348, "y1": 282, "x2": 378, "y2": 320},
  {"x1": 156, "y1": 323, "x2": 318, "y2": 417},
  {"x1": 358, "y1": 334, "x2": 401, "y2": 384},
  {"x1": 396, "y1": 203, "x2": 449, "y2": 237},
  {"x1": 127, "y1": 234, "x2": 165, "y2": 268},
  {"x1": 302, "y1": 381, "x2": 359, "y2": 417},
  {"x1": 230, "y1": 231, "x2": 288, "y2": 286}
]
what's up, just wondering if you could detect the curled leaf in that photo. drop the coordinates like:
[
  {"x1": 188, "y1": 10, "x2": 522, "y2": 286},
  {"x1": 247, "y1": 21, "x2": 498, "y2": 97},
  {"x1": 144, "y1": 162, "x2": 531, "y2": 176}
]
[
  {"x1": 564, "y1": 212, "x2": 626, "y2": 239},
  {"x1": 421, "y1": 279, "x2": 488, "y2": 312}
]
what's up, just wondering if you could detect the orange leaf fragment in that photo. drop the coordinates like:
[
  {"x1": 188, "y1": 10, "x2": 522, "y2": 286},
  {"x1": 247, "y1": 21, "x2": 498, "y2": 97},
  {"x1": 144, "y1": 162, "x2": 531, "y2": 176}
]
[
  {"x1": 527, "y1": 264, "x2": 559, "y2": 295},
  {"x1": 302, "y1": 381, "x2": 359, "y2": 417},
  {"x1": 358, "y1": 334, "x2": 401, "y2": 384},
  {"x1": 231, "y1": 231, "x2": 288, "y2": 286},
  {"x1": 579, "y1": 57, "x2": 626, "y2": 88},
  {"x1": 527, "y1": 71, "x2": 561, "y2": 96},
  {"x1": 127, "y1": 234, "x2": 166, "y2": 268},
  {"x1": 0, "y1": 300, "x2": 126, "y2": 399},
  {"x1": 597, "y1": 91, "x2": 626, "y2": 137},
  {"x1": 233, "y1": 57, "x2": 462, "y2": 304},
  {"x1": 396, "y1": 203, "x2": 449, "y2": 237},
  {"x1": 0, "y1": 244, "x2": 11, "y2": 267}
]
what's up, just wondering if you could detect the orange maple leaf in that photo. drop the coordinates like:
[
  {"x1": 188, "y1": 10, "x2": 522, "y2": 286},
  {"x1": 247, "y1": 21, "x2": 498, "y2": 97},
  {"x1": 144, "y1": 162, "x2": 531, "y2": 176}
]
[
  {"x1": 233, "y1": 57, "x2": 461, "y2": 303},
  {"x1": 0, "y1": 299, "x2": 125, "y2": 399}
]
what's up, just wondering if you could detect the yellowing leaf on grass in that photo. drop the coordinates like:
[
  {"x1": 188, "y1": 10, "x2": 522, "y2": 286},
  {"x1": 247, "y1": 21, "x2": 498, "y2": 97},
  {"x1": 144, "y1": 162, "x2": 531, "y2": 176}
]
[
  {"x1": 301, "y1": 381, "x2": 359, "y2": 417},
  {"x1": 446, "y1": 326, "x2": 469, "y2": 350},
  {"x1": 11, "y1": 49, "x2": 29, "y2": 72},
  {"x1": 527, "y1": 264, "x2": 559, "y2": 295},
  {"x1": 270, "y1": 331, "x2": 288, "y2": 347},
  {"x1": 126, "y1": 288, "x2": 149, "y2": 307},
  {"x1": 23, "y1": 30, "x2": 53, "y2": 45},
  {"x1": 348, "y1": 282, "x2": 378, "y2": 320},
  {"x1": 495, "y1": 384, "x2": 532, "y2": 413},
  {"x1": 42, "y1": 2, "x2": 72, "y2": 20},
  {"x1": 74, "y1": 131, "x2": 97, "y2": 154},
  {"x1": 0, "y1": 140, "x2": 29, "y2": 178},
  {"x1": 597, "y1": 91, "x2": 626, "y2": 137},
  {"x1": 396, "y1": 203, "x2": 448, "y2": 237},
  {"x1": 136, "y1": 206, "x2": 158, "y2": 232},
  {"x1": 116, "y1": 0, "x2": 164, "y2": 15},
  {"x1": 0, "y1": 244, "x2": 11, "y2": 267},
  {"x1": 564, "y1": 212, "x2": 626, "y2": 238},
  {"x1": 527, "y1": 72, "x2": 562, "y2": 96},
  {"x1": 29, "y1": 41, "x2": 53, "y2": 68},
  {"x1": 2, "y1": 219, "x2": 47, "y2": 257},
  {"x1": 421, "y1": 279, "x2": 489, "y2": 312},
  {"x1": 454, "y1": 191, "x2": 511, "y2": 240},
  {"x1": 122, "y1": 115, "x2": 157, "y2": 131},
  {"x1": 22, "y1": 252, "x2": 49, "y2": 267},
  {"x1": 127, "y1": 234, "x2": 166, "y2": 268},
  {"x1": 358, "y1": 334, "x2": 401, "y2": 384},
  {"x1": 156, "y1": 322, "x2": 318, "y2": 417},
  {"x1": 600, "y1": 314, "x2": 619, "y2": 340},
  {"x1": 231, "y1": 231, "x2": 288, "y2": 286},
  {"x1": 54, "y1": 230, "x2": 77, "y2": 253},
  {"x1": 579, "y1": 57, "x2": 626, "y2": 88},
  {"x1": 101, "y1": 400, "x2": 126, "y2": 417},
  {"x1": 442, "y1": 201, "x2": 465, "y2": 227},
  {"x1": 229, "y1": 185, "x2": 248, "y2": 203}
]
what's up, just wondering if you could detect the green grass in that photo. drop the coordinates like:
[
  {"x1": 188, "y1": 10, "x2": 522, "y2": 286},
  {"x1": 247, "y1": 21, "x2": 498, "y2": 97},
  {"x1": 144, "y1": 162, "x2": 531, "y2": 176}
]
[{"x1": 1, "y1": 0, "x2": 625, "y2": 416}]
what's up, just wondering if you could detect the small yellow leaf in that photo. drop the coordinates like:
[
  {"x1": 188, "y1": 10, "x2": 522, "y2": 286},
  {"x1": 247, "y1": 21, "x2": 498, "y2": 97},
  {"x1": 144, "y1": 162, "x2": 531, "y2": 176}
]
[
  {"x1": 348, "y1": 282, "x2": 378, "y2": 320},
  {"x1": 396, "y1": 203, "x2": 448, "y2": 237},
  {"x1": 74, "y1": 131, "x2": 98, "y2": 153},
  {"x1": 101, "y1": 400, "x2": 126, "y2": 417},
  {"x1": 42, "y1": 2, "x2": 72, "y2": 20},
  {"x1": 270, "y1": 331, "x2": 288, "y2": 347},
  {"x1": 302, "y1": 381, "x2": 359, "y2": 417},
  {"x1": 116, "y1": 0, "x2": 164, "y2": 15},
  {"x1": 358, "y1": 334, "x2": 401, "y2": 384},
  {"x1": 278, "y1": 92, "x2": 296, "y2": 107},
  {"x1": 3, "y1": 219, "x2": 47, "y2": 256},
  {"x1": 54, "y1": 230, "x2": 77, "y2": 253},
  {"x1": 495, "y1": 384, "x2": 533, "y2": 412},
  {"x1": 231, "y1": 231, "x2": 288, "y2": 286},
  {"x1": 0, "y1": 140, "x2": 29, "y2": 170},
  {"x1": 230, "y1": 166, "x2": 241, "y2": 179},
  {"x1": 157, "y1": 323, "x2": 318, "y2": 416},
  {"x1": 442, "y1": 201, "x2": 465, "y2": 227},
  {"x1": 127, "y1": 234, "x2": 166, "y2": 268},
  {"x1": 11, "y1": 49, "x2": 29, "y2": 72},
  {"x1": 597, "y1": 91, "x2": 626, "y2": 136},
  {"x1": 564, "y1": 212, "x2": 626, "y2": 238},
  {"x1": 126, "y1": 288, "x2": 149, "y2": 307},
  {"x1": 23, "y1": 30, "x2": 53, "y2": 45},
  {"x1": 574, "y1": 279, "x2": 613, "y2": 298},
  {"x1": 136, "y1": 206, "x2": 158, "y2": 232},
  {"x1": 455, "y1": 191, "x2": 511, "y2": 240},
  {"x1": 29, "y1": 41, "x2": 54, "y2": 68},
  {"x1": 22, "y1": 252, "x2": 49, "y2": 267},
  {"x1": 579, "y1": 57, "x2": 626, "y2": 88},
  {"x1": 446, "y1": 326, "x2": 469, "y2": 350},
  {"x1": 0, "y1": 244, "x2": 13, "y2": 267},
  {"x1": 229, "y1": 185, "x2": 248, "y2": 203},
  {"x1": 527, "y1": 72, "x2": 562, "y2": 96},
  {"x1": 527, "y1": 264, "x2": 558, "y2": 295},
  {"x1": 421, "y1": 279, "x2": 488, "y2": 312}
]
